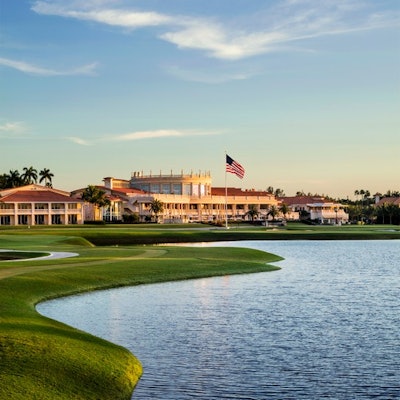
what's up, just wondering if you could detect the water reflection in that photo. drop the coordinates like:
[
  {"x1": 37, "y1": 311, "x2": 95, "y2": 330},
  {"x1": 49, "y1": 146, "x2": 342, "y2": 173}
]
[{"x1": 38, "y1": 240, "x2": 400, "y2": 399}]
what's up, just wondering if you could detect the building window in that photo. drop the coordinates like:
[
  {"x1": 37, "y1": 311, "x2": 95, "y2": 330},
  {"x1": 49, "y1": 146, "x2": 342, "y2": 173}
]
[
  {"x1": 183, "y1": 184, "x2": 191, "y2": 195},
  {"x1": 52, "y1": 203, "x2": 64, "y2": 210},
  {"x1": 35, "y1": 203, "x2": 48, "y2": 210},
  {"x1": 68, "y1": 203, "x2": 78, "y2": 210},
  {"x1": 161, "y1": 184, "x2": 170, "y2": 194},
  {"x1": 150, "y1": 184, "x2": 160, "y2": 193},
  {"x1": 35, "y1": 215, "x2": 45, "y2": 225},
  {"x1": 52, "y1": 215, "x2": 62, "y2": 224},
  {"x1": 0, "y1": 203, "x2": 14, "y2": 210},
  {"x1": 0, "y1": 216, "x2": 11, "y2": 225},
  {"x1": 18, "y1": 215, "x2": 29, "y2": 225},
  {"x1": 68, "y1": 215, "x2": 78, "y2": 224},
  {"x1": 173, "y1": 184, "x2": 182, "y2": 195},
  {"x1": 18, "y1": 203, "x2": 31, "y2": 210}
]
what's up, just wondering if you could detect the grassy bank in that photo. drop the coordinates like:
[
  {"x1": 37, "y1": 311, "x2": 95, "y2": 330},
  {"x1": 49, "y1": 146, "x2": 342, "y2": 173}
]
[
  {"x1": 0, "y1": 233, "x2": 282, "y2": 400},
  {"x1": 1, "y1": 222, "x2": 400, "y2": 245}
]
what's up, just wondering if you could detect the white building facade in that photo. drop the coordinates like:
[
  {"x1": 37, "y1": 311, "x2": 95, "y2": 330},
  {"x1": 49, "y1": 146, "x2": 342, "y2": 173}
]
[{"x1": 0, "y1": 184, "x2": 84, "y2": 226}]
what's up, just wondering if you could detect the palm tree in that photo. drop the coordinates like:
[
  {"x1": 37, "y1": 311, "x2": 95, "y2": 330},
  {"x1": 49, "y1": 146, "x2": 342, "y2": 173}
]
[
  {"x1": 81, "y1": 185, "x2": 111, "y2": 221},
  {"x1": 149, "y1": 199, "x2": 164, "y2": 223},
  {"x1": 266, "y1": 186, "x2": 274, "y2": 194},
  {"x1": 6, "y1": 170, "x2": 22, "y2": 188},
  {"x1": 39, "y1": 168, "x2": 54, "y2": 187},
  {"x1": 0, "y1": 174, "x2": 7, "y2": 189},
  {"x1": 385, "y1": 203, "x2": 398, "y2": 225},
  {"x1": 245, "y1": 204, "x2": 259, "y2": 222},
  {"x1": 278, "y1": 203, "x2": 290, "y2": 220},
  {"x1": 21, "y1": 166, "x2": 38, "y2": 184},
  {"x1": 268, "y1": 205, "x2": 279, "y2": 221},
  {"x1": 274, "y1": 188, "x2": 285, "y2": 197}
]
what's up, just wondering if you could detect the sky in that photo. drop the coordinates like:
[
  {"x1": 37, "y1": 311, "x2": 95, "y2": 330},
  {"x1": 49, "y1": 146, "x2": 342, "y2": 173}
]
[{"x1": 1, "y1": 0, "x2": 399, "y2": 199}]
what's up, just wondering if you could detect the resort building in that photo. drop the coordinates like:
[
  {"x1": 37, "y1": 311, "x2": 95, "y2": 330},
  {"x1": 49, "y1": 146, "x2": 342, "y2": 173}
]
[
  {"x1": 0, "y1": 184, "x2": 84, "y2": 226},
  {"x1": 86, "y1": 172, "x2": 281, "y2": 223},
  {"x1": 70, "y1": 172, "x2": 352, "y2": 224},
  {"x1": 279, "y1": 196, "x2": 349, "y2": 224}
]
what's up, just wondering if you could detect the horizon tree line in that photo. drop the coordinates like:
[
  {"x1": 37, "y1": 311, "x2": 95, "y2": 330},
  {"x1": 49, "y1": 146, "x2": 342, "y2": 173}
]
[{"x1": 0, "y1": 167, "x2": 54, "y2": 189}]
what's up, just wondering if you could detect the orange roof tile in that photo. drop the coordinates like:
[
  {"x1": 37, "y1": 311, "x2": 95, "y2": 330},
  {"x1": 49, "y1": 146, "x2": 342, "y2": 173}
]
[{"x1": 0, "y1": 190, "x2": 82, "y2": 203}]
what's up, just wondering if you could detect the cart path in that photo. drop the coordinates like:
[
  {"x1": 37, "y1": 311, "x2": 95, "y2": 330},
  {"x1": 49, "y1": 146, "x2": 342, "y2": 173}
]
[{"x1": 0, "y1": 249, "x2": 167, "y2": 280}]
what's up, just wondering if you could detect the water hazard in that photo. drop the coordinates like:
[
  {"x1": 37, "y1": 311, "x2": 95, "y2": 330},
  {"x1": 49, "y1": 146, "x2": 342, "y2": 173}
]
[{"x1": 37, "y1": 240, "x2": 400, "y2": 399}]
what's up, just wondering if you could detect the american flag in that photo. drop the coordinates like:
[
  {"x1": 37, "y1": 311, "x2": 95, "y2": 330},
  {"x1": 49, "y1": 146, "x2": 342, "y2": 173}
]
[{"x1": 226, "y1": 154, "x2": 245, "y2": 179}]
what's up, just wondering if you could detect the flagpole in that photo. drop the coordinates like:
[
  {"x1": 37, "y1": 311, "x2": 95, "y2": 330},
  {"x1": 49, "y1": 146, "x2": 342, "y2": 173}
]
[{"x1": 225, "y1": 151, "x2": 228, "y2": 229}]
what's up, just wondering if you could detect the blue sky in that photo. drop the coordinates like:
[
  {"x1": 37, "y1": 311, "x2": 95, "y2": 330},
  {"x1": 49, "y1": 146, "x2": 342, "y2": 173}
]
[{"x1": 1, "y1": 0, "x2": 399, "y2": 198}]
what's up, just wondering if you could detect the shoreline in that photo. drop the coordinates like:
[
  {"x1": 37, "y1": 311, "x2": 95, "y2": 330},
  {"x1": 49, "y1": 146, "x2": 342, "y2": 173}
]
[
  {"x1": 0, "y1": 234, "x2": 282, "y2": 400},
  {"x1": 1, "y1": 226, "x2": 399, "y2": 399}
]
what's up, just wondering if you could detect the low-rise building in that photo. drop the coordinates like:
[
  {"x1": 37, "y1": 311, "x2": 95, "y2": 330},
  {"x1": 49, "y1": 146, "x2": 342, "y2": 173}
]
[
  {"x1": 97, "y1": 173, "x2": 280, "y2": 223},
  {"x1": 0, "y1": 184, "x2": 84, "y2": 226},
  {"x1": 73, "y1": 173, "x2": 351, "y2": 224},
  {"x1": 279, "y1": 196, "x2": 349, "y2": 224}
]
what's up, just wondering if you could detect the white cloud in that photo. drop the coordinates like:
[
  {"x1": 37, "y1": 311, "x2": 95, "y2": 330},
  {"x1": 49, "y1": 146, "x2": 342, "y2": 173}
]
[
  {"x1": 108, "y1": 129, "x2": 221, "y2": 142},
  {"x1": 32, "y1": 1, "x2": 172, "y2": 28},
  {"x1": 0, "y1": 121, "x2": 26, "y2": 133},
  {"x1": 67, "y1": 136, "x2": 91, "y2": 145},
  {"x1": 31, "y1": 0, "x2": 399, "y2": 62},
  {"x1": 66, "y1": 129, "x2": 220, "y2": 145},
  {"x1": 0, "y1": 57, "x2": 98, "y2": 76}
]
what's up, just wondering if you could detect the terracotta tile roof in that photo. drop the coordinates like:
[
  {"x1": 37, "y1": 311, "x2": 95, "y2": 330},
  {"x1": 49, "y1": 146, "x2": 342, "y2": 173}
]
[
  {"x1": 376, "y1": 197, "x2": 400, "y2": 206},
  {"x1": 0, "y1": 190, "x2": 81, "y2": 203},
  {"x1": 278, "y1": 196, "x2": 327, "y2": 206}
]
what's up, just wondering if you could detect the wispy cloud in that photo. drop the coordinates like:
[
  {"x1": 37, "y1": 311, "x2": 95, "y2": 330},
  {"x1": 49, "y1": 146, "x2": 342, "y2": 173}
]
[
  {"x1": 67, "y1": 129, "x2": 221, "y2": 145},
  {"x1": 66, "y1": 136, "x2": 92, "y2": 146},
  {"x1": 110, "y1": 129, "x2": 221, "y2": 141},
  {"x1": 31, "y1": 0, "x2": 399, "y2": 61},
  {"x1": 0, "y1": 57, "x2": 98, "y2": 76},
  {"x1": 0, "y1": 121, "x2": 27, "y2": 133},
  {"x1": 31, "y1": 1, "x2": 172, "y2": 28}
]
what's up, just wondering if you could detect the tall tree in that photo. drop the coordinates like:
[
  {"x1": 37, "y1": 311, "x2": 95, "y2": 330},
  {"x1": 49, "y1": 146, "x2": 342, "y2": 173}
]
[
  {"x1": 39, "y1": 168, "x2": 54, "y2": 187},
  {"x1": 0, "y1": 174, "x2": 7, "y2": 189},
  {"x1": 278, "y1": 203, "x2": 290, "y2": 220},
  {"x1": 245, "y1": 204, "x2": 259, "y2": 222},
  {"x1": 81, "y1": 185, "x2": 110, "y2": 207},
  {"x1": 149, "y1": 199, "x2": 164, "y2": 223},
  {"x1": 81, "y1": 185, "x2": 111, "y2": 221},
  {"x1": 21, "y1": 166, "x2": 38, "y2": 184},
  {"x1": 6, "y1": 170, "x2": 22, "y2": 188},
  {"x1": 268, "y1": 205, "x2": 279, "y2": 221}
]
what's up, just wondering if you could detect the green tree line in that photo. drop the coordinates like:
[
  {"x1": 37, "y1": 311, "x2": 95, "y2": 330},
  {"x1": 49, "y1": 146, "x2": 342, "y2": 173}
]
[{"x1": 0, "y1": 167, "x2": 54, "y2": 189}]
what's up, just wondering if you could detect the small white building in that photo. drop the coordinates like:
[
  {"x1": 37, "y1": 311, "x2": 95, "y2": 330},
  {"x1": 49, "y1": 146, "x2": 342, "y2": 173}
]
[{"x1": 279, "y1": 196, "x2": 349, "y2": 224}]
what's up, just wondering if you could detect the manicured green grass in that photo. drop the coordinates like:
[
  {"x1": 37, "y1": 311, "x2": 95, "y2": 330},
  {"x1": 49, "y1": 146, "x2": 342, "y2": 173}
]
[
  {"x1": 0, "y1": 233, "x2": 282, "y2": 400},
  {"x1": 1, "y1": 222, "x2": 400, "y2": 245}
]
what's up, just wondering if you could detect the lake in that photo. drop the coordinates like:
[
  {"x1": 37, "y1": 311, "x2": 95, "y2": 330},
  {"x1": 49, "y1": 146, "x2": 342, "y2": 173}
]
[{"x1": 37, "y1": 240, "x2": 400, "y2": 399}]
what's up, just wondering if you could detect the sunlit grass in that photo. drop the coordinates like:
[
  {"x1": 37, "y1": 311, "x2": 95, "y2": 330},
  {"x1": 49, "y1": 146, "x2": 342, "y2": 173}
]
[{"x1": 0, "y1": 233, "x2": 282, "y2": 400}]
